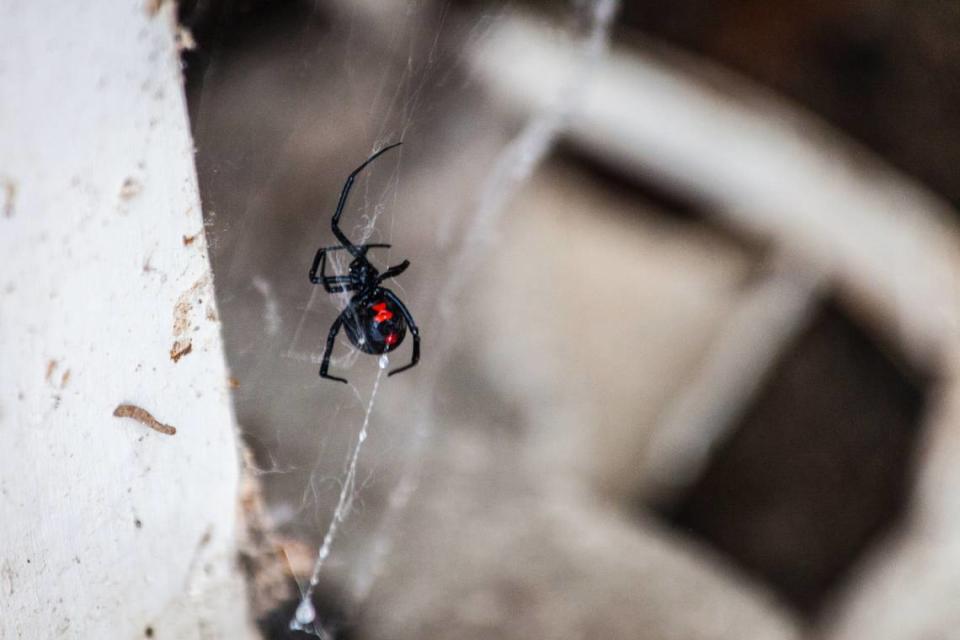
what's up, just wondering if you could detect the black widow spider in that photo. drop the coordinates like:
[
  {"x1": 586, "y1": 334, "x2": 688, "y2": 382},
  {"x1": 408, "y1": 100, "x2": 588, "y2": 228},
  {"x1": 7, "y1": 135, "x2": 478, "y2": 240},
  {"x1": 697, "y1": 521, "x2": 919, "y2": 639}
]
[{"x1": 309, "y1": 142, "x2": 420, "y2": 383}]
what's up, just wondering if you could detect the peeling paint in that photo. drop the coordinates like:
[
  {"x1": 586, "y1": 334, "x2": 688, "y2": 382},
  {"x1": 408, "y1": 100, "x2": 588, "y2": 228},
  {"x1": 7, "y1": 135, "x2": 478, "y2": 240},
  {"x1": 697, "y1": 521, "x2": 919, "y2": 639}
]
[
  {"x1": 144, "y1": 0, "x2": 166, "y2": 17},
  {"x1": 170, "y1": 340, "x2": 192, "y2": 363},
  {"x1": 113, "y1": 404, "x2": 176, "y2": 436},
  {"x1": 2, "y1": 178, "x2": 16, "y2": 218},
  {"x1": 170, "y1": 276, "x2": 209, "y2": 363},
  {"x1": 119, "y1": 177, "x2": 142, "y2": 200}
]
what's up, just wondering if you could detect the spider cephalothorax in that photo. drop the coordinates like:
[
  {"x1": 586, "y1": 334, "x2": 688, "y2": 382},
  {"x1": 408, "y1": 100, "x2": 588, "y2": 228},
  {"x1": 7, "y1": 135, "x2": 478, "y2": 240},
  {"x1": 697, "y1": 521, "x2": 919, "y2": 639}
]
[{"x1": 309, "y1": 142, "x2": 420, "y2": 383}]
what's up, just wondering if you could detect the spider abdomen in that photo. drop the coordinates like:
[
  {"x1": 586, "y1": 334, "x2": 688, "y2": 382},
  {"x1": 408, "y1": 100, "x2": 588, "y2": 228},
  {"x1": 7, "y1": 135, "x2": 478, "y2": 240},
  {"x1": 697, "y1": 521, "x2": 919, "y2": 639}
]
[{"x1": 343, "y1": 290, "x2": 407, "y2": 355}]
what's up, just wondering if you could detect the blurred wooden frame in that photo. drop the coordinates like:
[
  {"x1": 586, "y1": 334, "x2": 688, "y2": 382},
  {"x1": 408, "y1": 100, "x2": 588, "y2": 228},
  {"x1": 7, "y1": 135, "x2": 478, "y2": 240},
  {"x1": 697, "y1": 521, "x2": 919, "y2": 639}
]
[
  {"x1": 473, "y1": 14, "x2": 960, "y2": 489},
  {"x1": 473, "y1": 15, "x2": 960, "y2": 636}
]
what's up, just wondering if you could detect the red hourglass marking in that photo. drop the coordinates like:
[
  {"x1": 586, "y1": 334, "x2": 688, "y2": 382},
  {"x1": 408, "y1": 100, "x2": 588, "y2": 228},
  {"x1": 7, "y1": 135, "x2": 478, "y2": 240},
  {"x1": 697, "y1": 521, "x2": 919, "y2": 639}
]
[{"x1": 372, "y1": 301, "x2": 394, "y2": 323}]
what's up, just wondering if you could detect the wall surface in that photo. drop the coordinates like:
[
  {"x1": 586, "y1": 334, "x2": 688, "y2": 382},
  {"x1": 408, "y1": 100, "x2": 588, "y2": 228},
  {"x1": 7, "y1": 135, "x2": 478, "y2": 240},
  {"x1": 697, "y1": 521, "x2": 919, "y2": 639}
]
[{"x1": 0, "y1": 2, "x2": 252, "y2": 637}]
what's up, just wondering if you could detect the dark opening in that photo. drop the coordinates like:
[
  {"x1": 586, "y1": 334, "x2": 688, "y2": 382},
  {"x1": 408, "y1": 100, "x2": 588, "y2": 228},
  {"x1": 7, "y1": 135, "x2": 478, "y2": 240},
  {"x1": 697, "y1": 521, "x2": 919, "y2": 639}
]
[{"x1": 655, "y1": 298, "x2": 929, "y2": 616}]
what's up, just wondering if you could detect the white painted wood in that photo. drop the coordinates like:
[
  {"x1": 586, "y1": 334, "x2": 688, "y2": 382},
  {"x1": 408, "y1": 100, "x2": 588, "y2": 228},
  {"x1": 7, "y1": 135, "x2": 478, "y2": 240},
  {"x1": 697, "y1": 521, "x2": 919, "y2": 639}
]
[{"x1": 0, "y1": 2, "x2": 253, "y2": 637}]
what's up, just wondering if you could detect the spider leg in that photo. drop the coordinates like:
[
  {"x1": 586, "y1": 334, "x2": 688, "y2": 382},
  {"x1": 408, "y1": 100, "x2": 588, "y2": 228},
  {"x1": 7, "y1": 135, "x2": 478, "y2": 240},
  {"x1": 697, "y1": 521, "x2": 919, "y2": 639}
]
[
  {"x1": 308, "y1": 247, "x2": 332, "y2": 284},
  {"x1": 322, "y1": 281, "x2": 359, "y2": 294},
  {"x1": 316, "y1": 243, "x2": 393, "y2": 257},
  {"x1": 332, "y1": 142, "x2": 403, "y2": 258},
  {"x1": 377, "y1": 259, "x2": 410, "y2": 282},
  {"x1": 310, "y1": 245, "x2": 391, "y2": 283},
  {"x1": 319, "y1": 311, "x2": 349, "y2": 384},
  {"x1": 382, "y1": 289, "x2": 420, "y2": 376},
  {"x1": 309, "y1": 247, "x2": 360, "y2": 293}
]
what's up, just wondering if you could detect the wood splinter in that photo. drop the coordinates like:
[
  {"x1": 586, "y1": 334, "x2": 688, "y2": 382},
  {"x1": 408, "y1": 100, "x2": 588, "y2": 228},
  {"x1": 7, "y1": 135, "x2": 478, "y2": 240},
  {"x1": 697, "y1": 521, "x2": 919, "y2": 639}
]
[{"x1": 113, "y1": 403, "x2": 177, "y2": 436}]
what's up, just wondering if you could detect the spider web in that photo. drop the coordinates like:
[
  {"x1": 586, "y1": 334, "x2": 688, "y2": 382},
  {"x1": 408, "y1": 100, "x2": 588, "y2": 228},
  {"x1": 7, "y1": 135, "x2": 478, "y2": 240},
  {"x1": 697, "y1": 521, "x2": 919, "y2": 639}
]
[{"x1": 187, "y1": 1, "x2": 618, "y2": 636}]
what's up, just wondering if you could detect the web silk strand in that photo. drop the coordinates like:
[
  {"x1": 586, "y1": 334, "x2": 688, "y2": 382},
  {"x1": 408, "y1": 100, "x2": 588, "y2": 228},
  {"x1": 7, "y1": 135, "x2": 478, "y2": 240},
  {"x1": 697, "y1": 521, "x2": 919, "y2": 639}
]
[{"x1": 290, "y1": 355, "x2": 389, "y2": 636}]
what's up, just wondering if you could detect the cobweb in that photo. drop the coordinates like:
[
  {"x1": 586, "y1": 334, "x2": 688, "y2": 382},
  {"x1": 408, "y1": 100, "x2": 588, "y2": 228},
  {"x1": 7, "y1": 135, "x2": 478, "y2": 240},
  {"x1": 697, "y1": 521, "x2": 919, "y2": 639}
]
[{"x1": 186, "y1": 0, "x2": 617, "y2": 636}]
